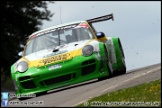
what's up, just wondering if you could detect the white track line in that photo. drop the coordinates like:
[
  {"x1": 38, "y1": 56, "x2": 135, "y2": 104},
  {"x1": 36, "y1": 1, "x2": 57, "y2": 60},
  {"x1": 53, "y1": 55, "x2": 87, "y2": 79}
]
[
  {"x1": 100, "y1": 67, "x2": 160, "y2": 93},
  {"x1": 74, "y1": 67, "x2": 160, "y2": 106}
]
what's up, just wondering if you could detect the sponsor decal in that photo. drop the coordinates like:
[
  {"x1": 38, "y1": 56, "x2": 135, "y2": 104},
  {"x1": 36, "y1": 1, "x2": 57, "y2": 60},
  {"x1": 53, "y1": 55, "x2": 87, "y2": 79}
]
[
  {"x1": 30, "y1": 24, "x2": 77, "y2": 39},
  {"x1": 30, "y1": 34, "x2": 37, "y2": 39},
  {"x1": 76, "y1": 23, "x2": 89, "y2": 28},
  {"x1": 49, "y1": 64, "x2": 62, "y2": 70},
  {"x1": 29, "y1": 22, "x2": 90, "y2": 39},
  {"x1": 43, "y1": 50, "x2": 68, "y2": 58},
  {"x1": 40, "y1": 53, "x2": 71, "y2": 65}
]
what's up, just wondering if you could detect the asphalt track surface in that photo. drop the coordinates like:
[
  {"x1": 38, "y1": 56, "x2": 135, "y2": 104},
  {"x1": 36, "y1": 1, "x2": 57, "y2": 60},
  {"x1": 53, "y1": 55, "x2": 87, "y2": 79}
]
[{"x1": 6, "y1": 63, "x2": 161, "y2": 107}]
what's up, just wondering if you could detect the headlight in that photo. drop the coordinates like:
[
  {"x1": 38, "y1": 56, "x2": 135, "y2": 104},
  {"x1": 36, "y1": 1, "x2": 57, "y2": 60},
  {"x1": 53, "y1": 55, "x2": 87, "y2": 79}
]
[
  {"x1": 82, "y1": 45, "x2": 94, "y2": 56},
  {"x1": 16, "y1": 61, "x2": 28, "y2": 72}
]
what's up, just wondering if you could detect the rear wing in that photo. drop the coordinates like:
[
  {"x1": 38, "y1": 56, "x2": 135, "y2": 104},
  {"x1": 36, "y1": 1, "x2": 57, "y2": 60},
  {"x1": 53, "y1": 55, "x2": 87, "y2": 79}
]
[{"x1": 87, "y1": 13, "x2": 114, "y2": 24}]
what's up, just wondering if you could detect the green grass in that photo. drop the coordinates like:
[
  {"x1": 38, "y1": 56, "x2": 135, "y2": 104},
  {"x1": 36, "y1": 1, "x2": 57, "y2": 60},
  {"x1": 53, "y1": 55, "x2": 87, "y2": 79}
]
[{"x1": 76, "y1": 79, "x2": 161, "y2": 107}]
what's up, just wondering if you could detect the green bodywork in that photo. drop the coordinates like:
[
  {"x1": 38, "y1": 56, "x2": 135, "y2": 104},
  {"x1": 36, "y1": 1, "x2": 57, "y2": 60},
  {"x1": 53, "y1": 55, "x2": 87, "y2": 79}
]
[
  {"x1": 11, "y1": 20, "x2": 126, "y2": 98},
  {"x1": 111, "y1": 37, "x2": 126, "y2": 72},
  {"x1": 11, "y1": 38, "x2": 125, "y2": 96}
]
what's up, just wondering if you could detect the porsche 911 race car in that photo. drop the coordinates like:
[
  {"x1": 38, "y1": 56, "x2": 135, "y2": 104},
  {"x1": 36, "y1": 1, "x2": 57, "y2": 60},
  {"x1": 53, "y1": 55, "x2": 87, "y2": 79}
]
[{"x1": 11, "y1": 13, "x2": 126, "y2": 99}]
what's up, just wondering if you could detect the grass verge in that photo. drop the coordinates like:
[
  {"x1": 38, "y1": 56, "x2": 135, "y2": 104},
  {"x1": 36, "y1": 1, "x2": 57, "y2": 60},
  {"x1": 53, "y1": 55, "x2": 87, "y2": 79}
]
[{"x1": 76, "y1": 79, "x2": 161, "y2": 107}]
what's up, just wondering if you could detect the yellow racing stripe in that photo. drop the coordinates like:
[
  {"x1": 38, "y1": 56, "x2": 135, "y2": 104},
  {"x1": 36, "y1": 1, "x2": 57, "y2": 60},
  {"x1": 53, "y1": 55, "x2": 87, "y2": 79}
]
[{"x1": 22, "y1": 39, "x2": 96, "y2": 68}]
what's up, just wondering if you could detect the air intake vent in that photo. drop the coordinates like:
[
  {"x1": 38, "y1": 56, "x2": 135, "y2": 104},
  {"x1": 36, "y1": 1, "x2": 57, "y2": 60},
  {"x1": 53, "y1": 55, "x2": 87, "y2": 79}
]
[{"x1": 43, "y1": 73, "x2": 75, "y2": 86}]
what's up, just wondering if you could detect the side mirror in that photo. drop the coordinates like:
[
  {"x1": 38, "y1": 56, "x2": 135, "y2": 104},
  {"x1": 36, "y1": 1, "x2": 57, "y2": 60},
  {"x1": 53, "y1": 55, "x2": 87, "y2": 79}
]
[
  {"x1": 96, "y1": 32, "x2": 105, "y2": 38},
  {"x1": 18, "y1": 51, "x2": 23, "y2": 56}
]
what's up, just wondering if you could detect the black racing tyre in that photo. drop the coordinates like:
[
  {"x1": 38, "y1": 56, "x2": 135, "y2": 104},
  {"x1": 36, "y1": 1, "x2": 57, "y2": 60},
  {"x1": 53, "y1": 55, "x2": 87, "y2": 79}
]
[
  {"x1": 116, "y1": 39, "x2": 126, "y2": 75},
  {"x1": 18, "y1": 97, "x2": 31, "y2": 101},
  {"x1": 36, "y1": 91, "x2": 47, "y2": 97},
  {"x1": 119, "y1": 40, "x2": 126, "y2": 74}
]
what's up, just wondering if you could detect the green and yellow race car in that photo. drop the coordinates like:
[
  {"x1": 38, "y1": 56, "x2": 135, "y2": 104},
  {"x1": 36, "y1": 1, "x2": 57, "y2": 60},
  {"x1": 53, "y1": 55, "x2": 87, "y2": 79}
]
[{"x1": 11, "y1": 13, "x2": 126, "y2": 100}]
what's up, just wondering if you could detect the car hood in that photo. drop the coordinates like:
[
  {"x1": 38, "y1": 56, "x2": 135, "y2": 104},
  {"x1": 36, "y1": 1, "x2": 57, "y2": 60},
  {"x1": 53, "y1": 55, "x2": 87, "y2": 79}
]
[{"x1": 24, "y1": 39, "x2": 94, "y2": 67}]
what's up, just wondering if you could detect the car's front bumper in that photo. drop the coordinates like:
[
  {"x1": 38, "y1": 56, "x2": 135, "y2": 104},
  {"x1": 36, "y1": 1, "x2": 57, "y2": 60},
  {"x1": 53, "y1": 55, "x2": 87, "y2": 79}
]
[{"x1": 11, "y1": 52, "x2": 110, "y2": 96}]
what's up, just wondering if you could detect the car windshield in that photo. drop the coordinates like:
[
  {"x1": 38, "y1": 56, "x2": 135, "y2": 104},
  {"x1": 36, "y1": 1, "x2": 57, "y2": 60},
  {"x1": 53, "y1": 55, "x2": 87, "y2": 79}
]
[{"x1": 24, "y1": 24, "x2": 94, "y2": 56}]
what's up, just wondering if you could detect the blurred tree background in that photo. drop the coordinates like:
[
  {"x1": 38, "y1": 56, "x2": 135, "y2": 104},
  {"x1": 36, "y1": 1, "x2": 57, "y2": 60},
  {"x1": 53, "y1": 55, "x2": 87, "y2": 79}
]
[{"x1": 1, "y1": 1, "x2": 54, "y2": 90}]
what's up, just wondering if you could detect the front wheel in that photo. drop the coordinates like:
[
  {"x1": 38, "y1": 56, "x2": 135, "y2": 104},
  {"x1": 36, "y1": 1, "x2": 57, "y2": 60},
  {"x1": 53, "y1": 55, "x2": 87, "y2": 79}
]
[
  {"x1": 98, "y1": 45, "x2": 113, "y2": 81},
  {"x1": 114, "y1": 39, "x2": 126, "y2": 76},
  {"x1": 36, "y1": 91, "x2": 47, "y2": 97},
  {"x1": 105, "y1": 45, "x2": 113, "y2": 77}
]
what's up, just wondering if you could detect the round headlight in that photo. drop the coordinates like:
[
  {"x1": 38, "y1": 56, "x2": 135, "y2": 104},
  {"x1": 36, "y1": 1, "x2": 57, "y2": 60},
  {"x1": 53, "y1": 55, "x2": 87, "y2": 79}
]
[
  {"x1": 17, "y1": 61, "x2": 28, "y2": 72},
  {"x1": 82, "y1": 45, "x2": 94, "y2": 56}
]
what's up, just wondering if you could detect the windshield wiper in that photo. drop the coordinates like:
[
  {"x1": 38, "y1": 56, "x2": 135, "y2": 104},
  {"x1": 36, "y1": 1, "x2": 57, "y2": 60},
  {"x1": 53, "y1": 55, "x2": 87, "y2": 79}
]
[
  {"x1": 52, "y1": 46, "x2": 59, "y2": 52},
  {"x1": 52, "y1": 44, "x2": 66, "y2": 52}
]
